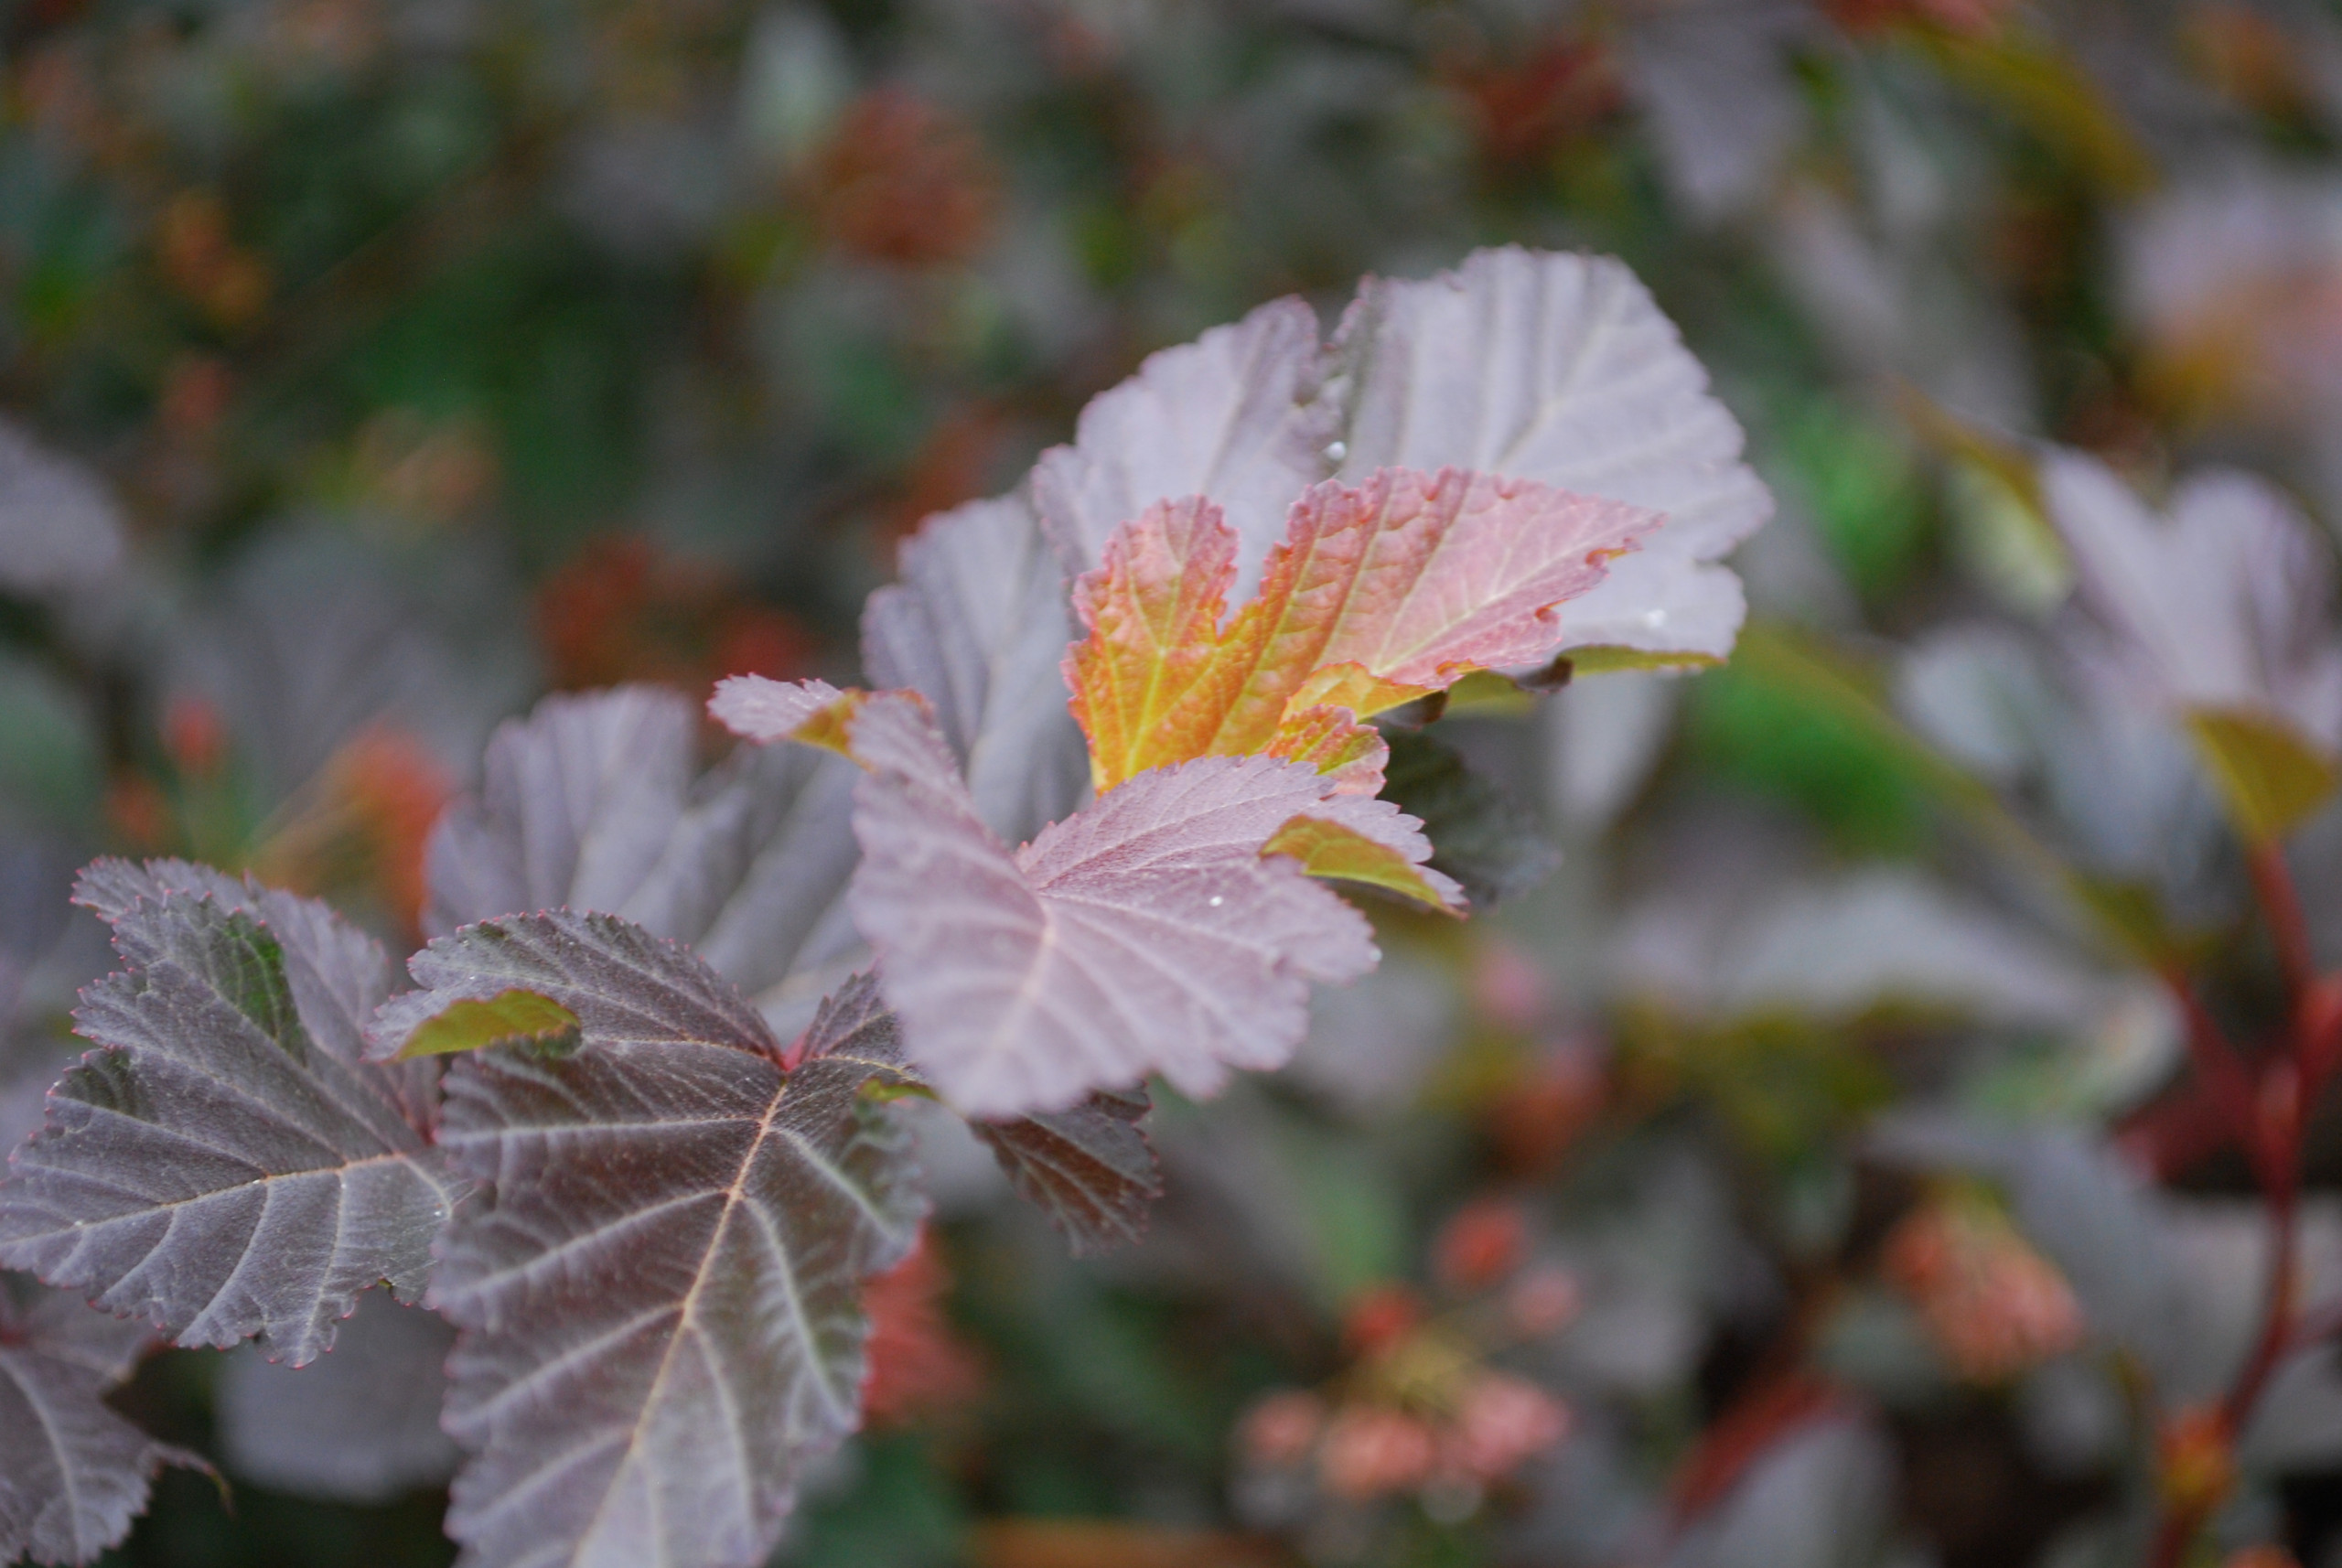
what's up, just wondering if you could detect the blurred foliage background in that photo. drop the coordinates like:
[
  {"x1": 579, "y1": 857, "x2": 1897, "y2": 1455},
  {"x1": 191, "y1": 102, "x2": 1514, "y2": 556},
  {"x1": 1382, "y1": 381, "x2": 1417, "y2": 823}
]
[{"x1": 15, "y1": 0, "x2": 2342, "y2": 1565}]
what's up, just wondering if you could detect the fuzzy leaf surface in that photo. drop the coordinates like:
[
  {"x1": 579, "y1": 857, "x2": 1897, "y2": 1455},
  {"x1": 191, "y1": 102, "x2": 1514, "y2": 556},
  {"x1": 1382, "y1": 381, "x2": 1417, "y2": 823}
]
[
  {"x1": 817, "y1": 690, "x2": 1383, "y2": 1116},
  {"x1": 972, "y1": 1088, "x2": 1162, "y2": 1257},
  {"x1": 397, "y1": 922, "x2": 923, "y2": 1568},
  {"x1": 1327, "y1": 248, "x2": 1772, "y2": 660},
  {"x1": 0, "y1": 1278, "x2": 186, "y2": 1567},
  {"x1": 427, "y1": 687, "x2": 865, "y2": 1009},
  {"x1": 0, "y1": 864, "x2": 459, "y2": 1366},
  {"x1": 1066, "y1": 468, "x2": 1655, "y2": 792},
  {"x1": 1032, "y1": 295, "x2": 1336, "y2": 599},
  {"x1": 863, "y1": 494, "x2": 1091, "y2": 845}
]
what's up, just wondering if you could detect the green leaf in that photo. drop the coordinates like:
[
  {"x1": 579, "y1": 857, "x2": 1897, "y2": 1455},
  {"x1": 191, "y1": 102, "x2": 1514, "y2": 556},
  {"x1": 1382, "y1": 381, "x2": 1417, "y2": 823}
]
[
  {"x1": 392, "y1": 987, "x2": 580, "y2": 1059},
  {"x1": 2184, "y1": 706, "x2": 2340, "y2": 844}
]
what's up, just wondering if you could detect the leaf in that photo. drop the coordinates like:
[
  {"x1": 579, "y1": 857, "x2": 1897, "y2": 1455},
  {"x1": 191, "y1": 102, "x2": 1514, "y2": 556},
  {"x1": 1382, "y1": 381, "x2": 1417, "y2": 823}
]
[
  {"x1": 1028, "y1": 249, "x2": 1767, "y2": 667},
  {"x1": 173, "y1": 529, "x2": 516, "y2": 809},
  {"x1": 428, "y1": 686, "x2": 865, "y2": 1009},
  {"x1": 1032, "y1": 295, "x2": 1337, "y2": 600},
  {"x1": 705, "y1": 677, "x2": 854, "y2": 751},
  {"x1": 2185, "y1": 706, "x2": 2340, "y2": 844},
  {"x1": 1326, "y1": 248, "x2": 1773, "y2": 660},
  {"x1": 1380, "y1": 730, "x2": 1560, "y2": 906},
  {"x1": 424, "y1": 686, "x2": 697, "y2": 934},
  {"x1": 0, "y1": 863, "x2": 463, "y2": 1366},
  {"x1": 972, "y1": 1089, "x2": 1162, "y2": 1257},
  {"x1": 395, "y1": 989, "x2": 583, "y2": 1059},
  {"x1": 1, "y1": 839, "x2": 113, "y2": 1156},
  {"x1": 1614, "y1": 1, "x2": 1811, "y2": 223},
  {"x1": 389, "y1": 925, "x2": 924, "y2": 1568},
  {"x1": 2046, "y1": 451, "x2": 2342, "y2": 767},
  {"x1": 1065, "y1": 468, "x2": 1657, "y2": 793},
  {"x1": 214, "y1": 1289, "x2": 459, "y2": 1505},
  {"x1": 0, "y1": 1276, "x2": 190, "y2": 1567},
  {"x1": 0, "y1": 419, "x2": 127, "y2": 601},
  {"x1": 720, "y1": 684, "x2": 1387, "y2": 1118},
  {"x1": 1256, "y1": 816, "x2": 1464, "y2": 913},
  {"x1": 862, "y1": 494, "x2": 1091, "y2": 847}
]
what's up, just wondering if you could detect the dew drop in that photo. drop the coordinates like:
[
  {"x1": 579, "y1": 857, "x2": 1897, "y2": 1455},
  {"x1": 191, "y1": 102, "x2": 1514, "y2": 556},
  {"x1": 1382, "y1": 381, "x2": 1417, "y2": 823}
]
[
  {"x1": 1323, "y1": 440, "x2": 1347, "y2": 464},
  {"x1": 1208, "y1": 896, "x2": 1224, "y2": 908}
]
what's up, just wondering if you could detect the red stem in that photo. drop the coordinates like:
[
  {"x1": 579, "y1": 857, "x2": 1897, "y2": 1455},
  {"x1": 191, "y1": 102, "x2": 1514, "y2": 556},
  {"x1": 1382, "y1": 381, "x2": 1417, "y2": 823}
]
[
  {"x1": 2251, "y1": 842, "x2": 2317, "y2": 1006},
  {"x1": 2158, "y1": 969, "x2": 2258, "y2": 1144},
  {"x1": 2146, "y1": 848, "x2": 2318, "y2": 1565},
  {"x1": 2145, "y1": 1507, "x2": 2203, "y2": 1568},
  {"x1": 2144, "y1": 1507, "x2": 2192, "y2": 1568},
  {"x1": 2224, "y1": 1183, "x2": 2302, "y2": 1433}
]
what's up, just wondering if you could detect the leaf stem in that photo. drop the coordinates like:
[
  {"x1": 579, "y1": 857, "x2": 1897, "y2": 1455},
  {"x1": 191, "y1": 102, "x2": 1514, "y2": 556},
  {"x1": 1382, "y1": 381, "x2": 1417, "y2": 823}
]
[
  {"x1": 2250, "y1": 842, "x2": 2317, "y2": 1005},
  {"x1": 2157, "y1": 969, "x2": 2258, "y2": 1144},
  {"x1": 2223, "y1": 1183, "x2": 2301, "y2": 1435},
  {"x1": 2147, "y1": 847, "x2": 2318, "y2": 1566}
]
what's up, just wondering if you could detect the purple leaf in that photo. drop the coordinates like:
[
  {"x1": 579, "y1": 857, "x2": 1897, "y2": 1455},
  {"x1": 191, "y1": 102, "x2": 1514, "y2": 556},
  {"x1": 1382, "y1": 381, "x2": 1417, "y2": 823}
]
[
  {"x1": 837, "y1": 692, "x2": 1379, "y2": 1117},
  {"x1": 387, "y1": 920, "x2": 924, "y2": 1568},
  {"x1": 0, "y1": 840, "x2": 112, "y2": 1157},
  {"x1": 1026, "y1": 248, "x2": 1769, "y2": 667},
  {"x1": 972, "y1": 1088, "x2": 1161, "y2": 1257},
  {"x1": 428, "y1": 686, "x2": 865, "y2": 1007},
  {"x1": 214, "y1": 1289, "x2": 458, "y2": 1504},
  {"x1": 704, "y1": 676, "x2": 850, "y2": 746},
  {"x1": 0, "y1": 419, "x2": 125, "y2": 601},
  {"x1": 1033, "y1": 295, "x2": 1336, "y2": 599},
  {"x1": 0, "y1": 864, "x2": 462, "y2": 1367},
  {"x1": 0, "y1": 1276, "x2": 191, "y2": 1567},
  {"x1": 2047, "y1": 450, "x2": 2342, "y2": 749},
  {"x1": 862, "y1": 494, "x2": 1090, "y2": 846},
  {"x1": 1327, "y1": 247, "x2": 1772, "y2": 661}
]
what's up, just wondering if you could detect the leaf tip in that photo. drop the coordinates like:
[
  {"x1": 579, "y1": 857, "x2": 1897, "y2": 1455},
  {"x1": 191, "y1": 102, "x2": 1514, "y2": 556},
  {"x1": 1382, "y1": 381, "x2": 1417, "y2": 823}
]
[{"x1": 709, "y1": 675, "x2": 860, "y2": 754}]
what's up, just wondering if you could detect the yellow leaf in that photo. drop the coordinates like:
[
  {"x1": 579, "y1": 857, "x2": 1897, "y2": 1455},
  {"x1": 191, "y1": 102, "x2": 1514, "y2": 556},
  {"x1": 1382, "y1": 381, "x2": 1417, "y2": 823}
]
[
  {"x1": 1261, "y1": 814, "x2": 1464, "y2": 914},
  {"x1": 2185, "y1": 706, "x2": 2340, "y2": 844}
]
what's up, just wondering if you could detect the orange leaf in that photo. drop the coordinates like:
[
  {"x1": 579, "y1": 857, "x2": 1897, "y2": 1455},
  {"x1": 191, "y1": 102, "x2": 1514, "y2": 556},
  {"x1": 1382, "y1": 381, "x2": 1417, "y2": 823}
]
[{"x1": 1066, "y1": 467, "x2": 1659, "y2": 792}]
